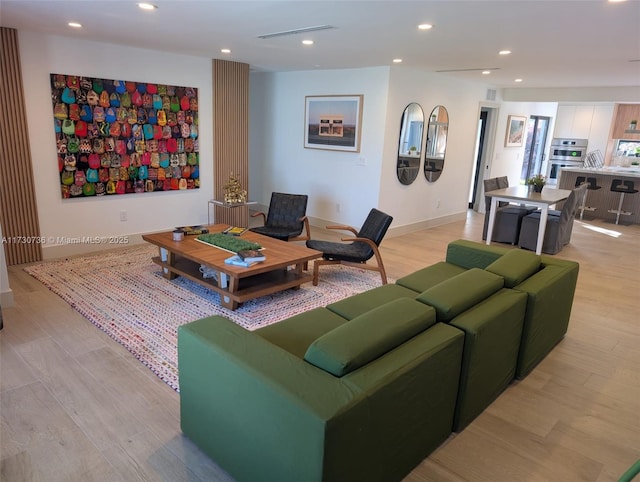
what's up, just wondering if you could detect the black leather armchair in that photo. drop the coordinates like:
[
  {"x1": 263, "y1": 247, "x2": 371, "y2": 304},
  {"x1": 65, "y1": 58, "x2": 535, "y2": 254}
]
[
  {"x1": 306, "y1": 208, "x2": 393, "y2": 286},
  {"x1": 249, "y1": 192, "x2": 311, "y2": 242}
]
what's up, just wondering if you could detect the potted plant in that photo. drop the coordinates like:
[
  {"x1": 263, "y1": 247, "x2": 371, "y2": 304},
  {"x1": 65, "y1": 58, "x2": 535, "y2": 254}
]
[{"x1": 527, "y1": 174, "x2": 546, "y2": 193}]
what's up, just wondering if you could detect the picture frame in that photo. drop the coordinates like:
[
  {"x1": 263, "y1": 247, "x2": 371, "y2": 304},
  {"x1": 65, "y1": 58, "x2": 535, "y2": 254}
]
[
  {"x1": 50, "y1": 73, "x2": 199, "y2": 199},
  {"x1": 505, "y1": 115, "x2": 527, "y2": 147},
  {"x1": 304, "y1": 95, "x2": 363, "y2": 152}
]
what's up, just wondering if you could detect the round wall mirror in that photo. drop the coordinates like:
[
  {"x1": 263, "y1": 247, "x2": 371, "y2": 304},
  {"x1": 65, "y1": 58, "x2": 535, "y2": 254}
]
[
  {"x1": 396, "y1": 103, "x2": 424, "y2": 185},
  {"x1": 424, "y1": 105, "x2": 449, "y2": 182}
]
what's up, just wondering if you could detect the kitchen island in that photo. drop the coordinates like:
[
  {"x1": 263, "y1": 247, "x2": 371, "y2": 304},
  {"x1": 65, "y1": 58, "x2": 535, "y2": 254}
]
[{"x1": 558, "y1": 166, "x2": 640, "y2": 224}]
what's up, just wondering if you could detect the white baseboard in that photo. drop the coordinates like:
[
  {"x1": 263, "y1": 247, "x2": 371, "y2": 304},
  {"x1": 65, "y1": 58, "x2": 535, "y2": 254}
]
[
  {"x1": 1, "y1": 288, "x2": 14, "y2": 307},
  {"x1": 385, "y1": 211, "x2": 467, "y2": 238},
  {"x1": 41, "y1": 234, "x2": 147, "y2": 260},
  {"x1": 307, "y1": 211, "x2": 467, "y2": 238}
]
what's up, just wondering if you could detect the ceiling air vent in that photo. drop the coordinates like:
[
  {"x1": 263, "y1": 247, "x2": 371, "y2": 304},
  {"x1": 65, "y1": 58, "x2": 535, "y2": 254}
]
[
  {"x1": 435, "y1": 67, "x2": 500, "y2": 73},
  {"x1": 486, "y1": 89, "x2": 497, "y2": 101},
  {"x1": 257, "y1": 25, "x2": 335, "y2": 39}
]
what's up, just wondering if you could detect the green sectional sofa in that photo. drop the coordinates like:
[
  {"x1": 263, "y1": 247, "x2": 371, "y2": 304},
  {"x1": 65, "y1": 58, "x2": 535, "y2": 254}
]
[{"x1": 178, "y1": 239, "x2": 579, "y2": 482}]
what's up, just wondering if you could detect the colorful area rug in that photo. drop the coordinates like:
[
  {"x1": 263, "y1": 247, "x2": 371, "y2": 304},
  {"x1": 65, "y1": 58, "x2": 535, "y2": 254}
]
[{"x1": 24, "y1": 245, "x2": 388, "y2": 391}]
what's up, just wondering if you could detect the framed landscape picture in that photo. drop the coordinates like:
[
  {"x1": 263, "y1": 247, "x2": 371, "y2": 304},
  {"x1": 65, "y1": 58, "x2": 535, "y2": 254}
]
[
  {"x1": 505, "y1": 114, "x2": 526, "y2": 147},
  {"x1": 304, "y1": 95, "x2": 363, "y2": 152}
]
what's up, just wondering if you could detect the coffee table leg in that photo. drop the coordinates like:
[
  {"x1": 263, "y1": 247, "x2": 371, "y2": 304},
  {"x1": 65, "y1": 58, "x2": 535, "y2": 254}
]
[
  {"x1": 218, "y1": 272, "x2": 239, "y2": 310},
  {"x1": 290, "y1": 262, "x2": 306, "y2": 291},
  {"x1": 160, "y1": 248, "x2": 178, "y2": 280}
]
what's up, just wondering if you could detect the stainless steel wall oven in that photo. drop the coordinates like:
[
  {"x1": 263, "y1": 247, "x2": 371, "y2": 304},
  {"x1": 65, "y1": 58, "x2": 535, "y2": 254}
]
[{"x1": 547, "y1": 138, "x2": 588, "y2": 184}]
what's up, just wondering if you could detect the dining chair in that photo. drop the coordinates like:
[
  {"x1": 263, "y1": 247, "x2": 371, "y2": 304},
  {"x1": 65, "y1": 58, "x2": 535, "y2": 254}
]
[
  {"x1": 518, "y1": 183, "x2": 588, "y2": 254},
  {"x1": 482, "y1": 177, "x2": 536, "y2": 245}
]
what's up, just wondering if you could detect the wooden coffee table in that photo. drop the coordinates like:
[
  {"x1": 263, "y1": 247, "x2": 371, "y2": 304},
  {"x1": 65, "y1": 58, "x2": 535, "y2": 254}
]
[{"x1": 142, "y1": 225, "x2": 322, "y2": 310}]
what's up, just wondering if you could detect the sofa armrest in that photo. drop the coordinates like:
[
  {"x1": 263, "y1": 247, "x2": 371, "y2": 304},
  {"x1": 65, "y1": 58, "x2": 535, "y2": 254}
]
[
  {"x1": 512, "y1": 260, "x2": 579, "y2": 378},
  {"x1": 178, "y1": 316, "x2": 359, "y2": 482}
]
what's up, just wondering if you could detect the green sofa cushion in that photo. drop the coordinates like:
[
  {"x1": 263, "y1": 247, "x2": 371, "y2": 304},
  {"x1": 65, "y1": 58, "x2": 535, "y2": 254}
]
[
  {"x1": 326, "y1": 283, "x2": 419, "y2": 320},
  {"x1": 396, "y1": 261, "x2": 467, "y2": 293},
  {"x1": 485, "y1": 248, "x2": 541, "y2": 288},
  {"x1": 304, "y1": 298, "x2": 436, "y2": 377},
  {"x1": 255, "y1": 308, "x2": 350, "y2": 359},
  {"x1": 416, "y1": 268, "x2": 504, "y2": 321}
]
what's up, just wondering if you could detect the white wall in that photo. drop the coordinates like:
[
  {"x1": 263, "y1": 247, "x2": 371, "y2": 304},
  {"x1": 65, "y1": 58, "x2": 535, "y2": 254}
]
[
  {"x1": 249, "y1": 67, "x2": 390, "y2": 229},
  {"x1": 18, "y1": 31, "x2": 213, "y2": 258},
  {"x1": 380, "y1": 68, "x2": 492, "y2": 231},
  {"x1": 250, "y1": 66, "x2": 501, "y2": 233}
]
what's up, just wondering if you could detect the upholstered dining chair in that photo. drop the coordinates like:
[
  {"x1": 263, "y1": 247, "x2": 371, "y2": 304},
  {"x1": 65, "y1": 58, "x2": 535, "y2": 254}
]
[
  {"x1": 482, "y1": 176, "x2": 537, "y2": 245},
  {"x1": 306, "y1": 208, "x2": 393, "y2": 286},
  {"x1": 518, "y1": 183, "x2": 588, "y2": 255},
  {"x1": 249, "y1": 192, "x2": 311, "y2": 242}
]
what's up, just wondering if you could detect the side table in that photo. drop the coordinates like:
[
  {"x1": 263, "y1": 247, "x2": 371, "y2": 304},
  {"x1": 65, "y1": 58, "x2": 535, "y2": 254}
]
[{"x1": 208, "y1": 199, "x2": 257, "y2": 225}]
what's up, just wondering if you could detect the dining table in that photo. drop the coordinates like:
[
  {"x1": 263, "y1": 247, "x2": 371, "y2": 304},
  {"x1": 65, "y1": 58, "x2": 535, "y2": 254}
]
[{"x1": 485, "y1": 185, "x2": 572, "y2": 255}]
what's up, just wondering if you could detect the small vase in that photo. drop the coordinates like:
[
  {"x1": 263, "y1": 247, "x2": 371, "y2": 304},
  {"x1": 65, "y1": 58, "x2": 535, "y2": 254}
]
[{"x1": 533, "y1": 185, "x2": 544, "y2": 193}]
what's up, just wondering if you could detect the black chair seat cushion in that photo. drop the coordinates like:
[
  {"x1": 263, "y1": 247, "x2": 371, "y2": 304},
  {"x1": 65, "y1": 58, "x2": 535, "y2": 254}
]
[
  {"x1": 250, "y1": 225, "x2": 299, "y2": 241},
  {"x1": 306, "y1": 239, "x2": 373, "y2": 263}
]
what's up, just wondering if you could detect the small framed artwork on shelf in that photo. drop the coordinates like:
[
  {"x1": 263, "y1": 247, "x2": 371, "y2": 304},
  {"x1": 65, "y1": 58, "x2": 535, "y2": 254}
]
[
  {"x1": 505, "y1": 115, "x2": 527, "y2": 147},
  {"x1": 304, "y1": 95, "x2": 363, "y2": 152}
]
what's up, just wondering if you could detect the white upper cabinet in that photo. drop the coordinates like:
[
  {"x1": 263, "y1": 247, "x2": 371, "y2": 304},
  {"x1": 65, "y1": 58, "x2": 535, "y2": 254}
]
[{"x1": 554, "y1": 105, "x2": 595, "y2": 139}]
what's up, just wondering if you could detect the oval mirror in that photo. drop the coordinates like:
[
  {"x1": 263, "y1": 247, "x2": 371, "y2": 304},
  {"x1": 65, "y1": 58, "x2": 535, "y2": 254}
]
[
  {"x1": 424, "y1": 105, "x2": 449, "y2": 182},
  {"x1": 396, "y1": 103, "x2": 424, "y2": 185}
]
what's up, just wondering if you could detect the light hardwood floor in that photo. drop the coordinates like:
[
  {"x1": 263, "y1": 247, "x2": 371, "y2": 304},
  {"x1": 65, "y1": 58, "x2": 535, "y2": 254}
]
[{"x1": 2, "y1": 211, "x2": 639, "y2": 481}]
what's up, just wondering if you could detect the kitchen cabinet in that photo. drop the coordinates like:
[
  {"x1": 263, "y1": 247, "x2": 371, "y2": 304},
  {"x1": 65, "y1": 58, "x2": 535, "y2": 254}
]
[
  {"x1": 589, "y1": 104, "x2": 615, "y2": 155},
  {"x1": 611, "y1": 104, "x2": 640, "y2": 140},
  {"x1": 553, "y1": 105, "x2": 595, "y2": 139}
]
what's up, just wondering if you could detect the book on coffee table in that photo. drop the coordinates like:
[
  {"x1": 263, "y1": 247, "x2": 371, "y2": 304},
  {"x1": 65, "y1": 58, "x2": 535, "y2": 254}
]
[
  {"x1": 223, "y1": 226, "x2": 247, "y2": 236},
  {"x1": 224, "y1": 255, "x2": 263, "y2": 268},
  {"x1": 237, "y1": 249, "x2": 266, "y2": 263},
  {"x1": 176, "y1": 225, "x2": 209, "y2": 236}
]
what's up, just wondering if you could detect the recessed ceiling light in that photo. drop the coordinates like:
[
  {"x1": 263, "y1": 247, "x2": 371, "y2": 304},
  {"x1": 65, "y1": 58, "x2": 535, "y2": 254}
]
[
  {"x1": 514, "y1": 78, "x2": 524, "y2": 82},
  {"x1": 138, "y1": 3, "x2": 157, "y2": 10},
  {"x1": 221, "y1": 48, "x2": 231, "y2": 54},
  {"x1": 393, "y1": 58, "x2": 403, "y2": 63},
  {"x1": 418, "y1": 23, "x2": 433, "y2": 30},
  {"x1": 68, "y1": 22, "x2": 82, "y2": 28},
  {"x1": 499, "y1": 50, "x2": 512, "y2": 55},
  {"x1": 302, "y1": 39, "x2": 314, "y2": 45},
  {"x1": 608, "y1": 0, "x2": 627, "y2": 3},
  {"x1": 482, "y1": 70, "x2": 491, "y2": 75}
]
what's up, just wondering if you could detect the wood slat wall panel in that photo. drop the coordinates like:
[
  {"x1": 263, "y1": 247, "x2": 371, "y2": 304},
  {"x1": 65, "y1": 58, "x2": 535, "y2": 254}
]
[
  {"x1": 0, "y1": 27, "x2": 42, "y2": 265},
  {"x1": 212, "y1": 59, "x2": 250, "y2": 227}
]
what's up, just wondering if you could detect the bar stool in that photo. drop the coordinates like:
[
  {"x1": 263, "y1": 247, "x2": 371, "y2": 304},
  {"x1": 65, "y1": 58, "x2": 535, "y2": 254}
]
[
  {"x1": 608, "y1": 179, "x2": 638, "y2": 225},
  {"x1": 575, "y1": 176, "x2": 601, "y2": 220}
]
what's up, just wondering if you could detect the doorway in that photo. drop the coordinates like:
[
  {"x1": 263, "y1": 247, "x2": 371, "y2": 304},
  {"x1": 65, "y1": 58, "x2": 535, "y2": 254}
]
[
  {"x1": 520, "y1": 116, "x2": 550, "y2": 183},
  {"x1": 468, "y1": 110, "x2": 488, "y2": 209},
  {"x1": 469, "y1": 106, "x2": 498, "y2": 211}
]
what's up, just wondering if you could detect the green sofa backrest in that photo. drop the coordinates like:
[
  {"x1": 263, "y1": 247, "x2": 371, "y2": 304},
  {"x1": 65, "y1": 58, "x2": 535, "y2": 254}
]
[
  {"x1": 416, "y1": 268, "x2": 504, "y2": 322},
  {"x1": 304, "y1": 298, "x2": 436, "y2": 376}
]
